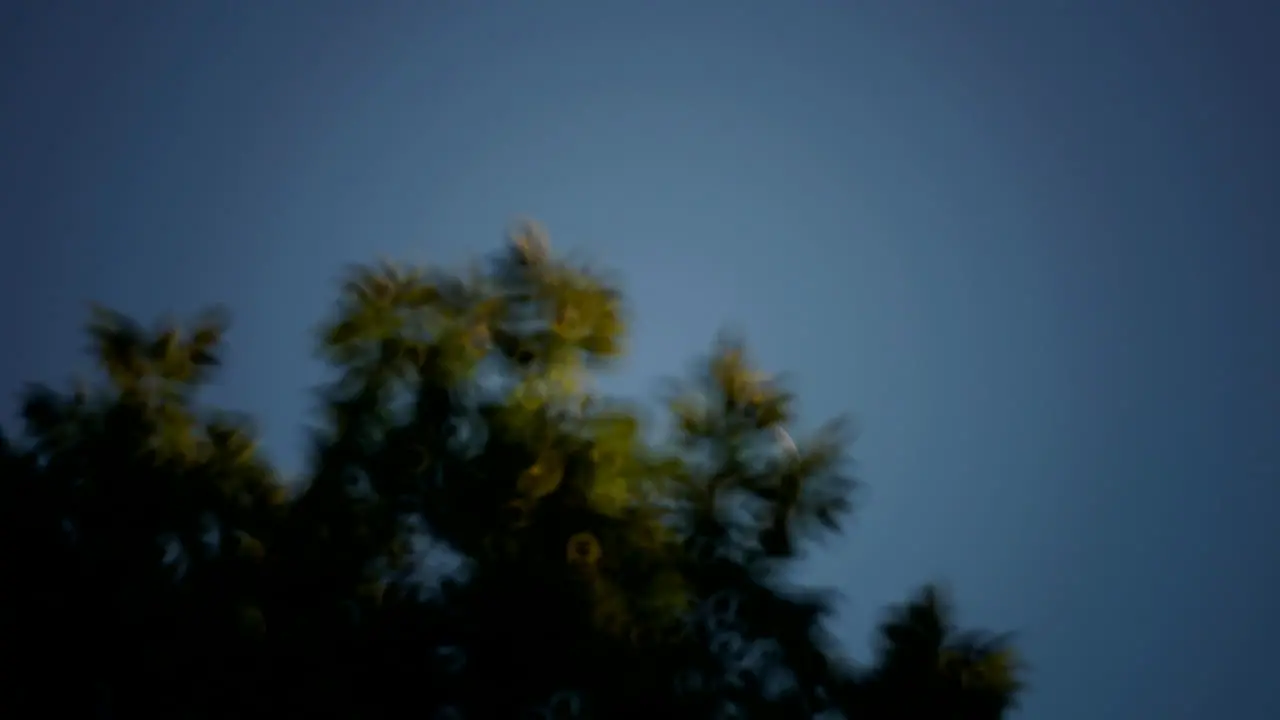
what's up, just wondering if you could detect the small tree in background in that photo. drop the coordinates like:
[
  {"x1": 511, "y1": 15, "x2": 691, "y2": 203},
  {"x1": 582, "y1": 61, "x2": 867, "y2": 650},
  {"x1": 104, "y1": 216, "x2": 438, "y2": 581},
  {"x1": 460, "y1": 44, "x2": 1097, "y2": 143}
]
[{"x1": 0, "y1": 221, "x2": 1022, "y2": 719}]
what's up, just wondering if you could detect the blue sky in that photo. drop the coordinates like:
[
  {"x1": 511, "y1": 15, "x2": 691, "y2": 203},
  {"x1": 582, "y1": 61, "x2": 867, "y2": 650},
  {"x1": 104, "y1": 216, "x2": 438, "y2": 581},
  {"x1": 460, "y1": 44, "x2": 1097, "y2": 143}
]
[{"x1": 3, "y1": 2, "x2": 1278, "y2": 717}]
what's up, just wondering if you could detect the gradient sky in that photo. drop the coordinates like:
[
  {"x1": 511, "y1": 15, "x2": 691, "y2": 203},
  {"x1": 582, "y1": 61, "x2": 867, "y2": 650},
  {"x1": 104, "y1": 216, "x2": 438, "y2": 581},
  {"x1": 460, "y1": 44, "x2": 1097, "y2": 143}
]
[{"x1": 3, "y1": 2, "x2": 1278, "y2": 717}]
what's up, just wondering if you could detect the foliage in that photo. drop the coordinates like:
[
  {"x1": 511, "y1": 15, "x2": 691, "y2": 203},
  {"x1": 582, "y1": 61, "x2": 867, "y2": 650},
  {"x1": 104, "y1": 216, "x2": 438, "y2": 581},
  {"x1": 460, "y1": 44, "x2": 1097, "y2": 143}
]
[{"x1": 0, "y1": 221, "x2": 1023, "y2": 718}]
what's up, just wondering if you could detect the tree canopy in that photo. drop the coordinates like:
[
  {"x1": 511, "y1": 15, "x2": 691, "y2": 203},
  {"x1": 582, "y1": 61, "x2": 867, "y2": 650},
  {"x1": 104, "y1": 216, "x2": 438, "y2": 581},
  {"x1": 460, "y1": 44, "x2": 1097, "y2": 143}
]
[{"x1": 0, "y1": 221, "x2": 1023, "y2": 719}]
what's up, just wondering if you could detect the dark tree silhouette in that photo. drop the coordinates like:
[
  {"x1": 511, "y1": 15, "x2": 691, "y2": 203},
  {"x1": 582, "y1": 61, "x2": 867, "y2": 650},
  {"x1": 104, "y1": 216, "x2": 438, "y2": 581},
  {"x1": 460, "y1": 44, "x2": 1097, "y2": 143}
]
[
  {"x1": 856, "y1": 585, "x2": 1024, "y2": 719},
  {"x1": 0, "y1": 221, "x2": 1023, "y2": 719}
]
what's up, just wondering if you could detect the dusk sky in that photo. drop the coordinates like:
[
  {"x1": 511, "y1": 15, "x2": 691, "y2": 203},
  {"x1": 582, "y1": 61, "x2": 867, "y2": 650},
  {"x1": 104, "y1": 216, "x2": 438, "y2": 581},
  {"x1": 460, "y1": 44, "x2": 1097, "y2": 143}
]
[{"x1": 3, "y1": 2, "x2": 1278, "y2": 717}]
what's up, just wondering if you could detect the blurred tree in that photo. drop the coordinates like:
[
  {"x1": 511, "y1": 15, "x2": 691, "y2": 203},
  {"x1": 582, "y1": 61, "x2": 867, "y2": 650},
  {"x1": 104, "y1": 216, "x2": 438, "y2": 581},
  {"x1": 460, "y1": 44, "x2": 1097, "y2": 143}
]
[
  {"x1": 856, "y1": 585, "x2": 1024, "y2": 719},
  {"x1": 0, "y1": 220, "x2": 1023, "y2": 719}
]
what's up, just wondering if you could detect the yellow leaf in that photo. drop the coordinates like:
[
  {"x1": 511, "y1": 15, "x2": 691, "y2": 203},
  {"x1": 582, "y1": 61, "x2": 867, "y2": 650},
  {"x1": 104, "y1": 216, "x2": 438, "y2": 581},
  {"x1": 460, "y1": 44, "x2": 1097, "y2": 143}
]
[
  {"x1": 589, "y1": 474, "x2": 630, "y2": 515},
  {"x1": 566, "y1": 532, "x2": 602, "y2": 566},
  {"x1": 517, "y1": 455, "x2": 563, "y2": 498}
]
